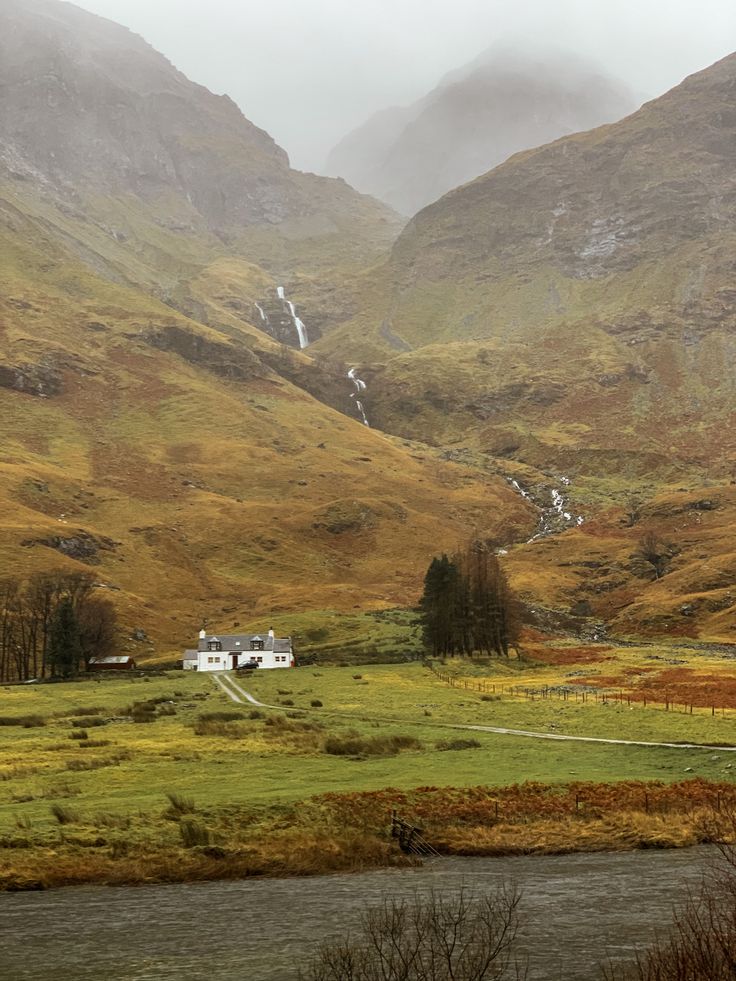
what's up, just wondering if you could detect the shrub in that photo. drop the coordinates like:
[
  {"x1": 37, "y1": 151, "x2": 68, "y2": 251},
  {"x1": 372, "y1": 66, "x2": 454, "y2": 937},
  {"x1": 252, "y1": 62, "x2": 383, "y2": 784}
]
[
  {"x1": 480, "y1": 694, "x2": 501, "y2": 702},
  {"x1": 72, "y1": 717, "x2": 106, "y2": 728},
  {"x1": 65, "y1": 707, "x2": 105, "y2": 717},
  {"x1": 352, "y1": 674, "x2": 363, "y2": 680},
  {"x1": 0, "y1": 715, "x2": 45, "y2": 728},
  {"x1": 280, "y1": 699, "x2": 295, "y2": 707},
  {"x1": 324, "y1": 734, "x2": 421, "y2": 757},
  {"x1": 264, "y1": 714, "x2": 322, "y2": 733},
  {"x1": 248, "y1": 709, "x2": 264, "y2": 720},
  {"x1": 70, "y1": 730, "x2": 89, "y2": 740},
  {"x1": 198, "y1": 711, "x2": 245, "y2": 722},
  {"x1": 277, "y1": 689, "x2": 292, "y2": 696},
  {"x1": 310, "y1": 699, "x2": 323, "y2": 708},
  {"x1": 302, "y1": 886, "x2": 523, "y2": 980},
  {"x1": 436, "y1": 738, "x2": 482, "y2": 752}
]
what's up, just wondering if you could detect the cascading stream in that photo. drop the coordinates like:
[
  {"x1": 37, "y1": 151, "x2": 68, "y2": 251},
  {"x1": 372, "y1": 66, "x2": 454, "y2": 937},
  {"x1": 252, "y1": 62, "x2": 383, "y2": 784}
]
[
  {"x1": 348, "y1": 367, "x2": 369, "y2": 426},
  {"x1": 276, "y1": 286, "x2": 309, "y2": 349},
  {"x1": 506, "y1": 475, "x2": 584, "y2": 543}
]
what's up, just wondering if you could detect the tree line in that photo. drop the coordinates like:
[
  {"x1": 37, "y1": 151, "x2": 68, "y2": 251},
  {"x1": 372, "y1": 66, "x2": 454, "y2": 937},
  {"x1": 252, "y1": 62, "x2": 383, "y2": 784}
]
[
  {"x1": 0, "y1": 570, "x2": 117, "y2": 682},
  {"x1": 420, "y1": 541, "x2": 520, "y2": 658}
]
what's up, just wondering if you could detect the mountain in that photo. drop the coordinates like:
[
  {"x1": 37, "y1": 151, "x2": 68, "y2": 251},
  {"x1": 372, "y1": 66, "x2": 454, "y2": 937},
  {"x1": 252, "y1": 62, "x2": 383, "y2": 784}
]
[
  {"x1": 319, "y1": 52, "x2": 736, "y2": 640},
  {"x1": 325, "y1": 47, "x2": 637, "y2": 216},
  {"x1": 1, "y1": 0, "x2": 403, "y2": 326},
  {"x1": 0, "y1": 0, "x2": 531, "y2": 655}
]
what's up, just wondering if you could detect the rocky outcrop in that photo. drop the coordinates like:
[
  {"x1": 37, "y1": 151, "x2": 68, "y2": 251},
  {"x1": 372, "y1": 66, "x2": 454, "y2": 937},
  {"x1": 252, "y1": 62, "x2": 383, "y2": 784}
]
[
  {"x1": 0, "y1": 362, "x2": 62, "y2": 397},
  {"x1": 22, "y1": 531, "x2": 117, "y2": 564},
  {"x1": 139, "y1": 325, "x2": 263, "y2": 381}
]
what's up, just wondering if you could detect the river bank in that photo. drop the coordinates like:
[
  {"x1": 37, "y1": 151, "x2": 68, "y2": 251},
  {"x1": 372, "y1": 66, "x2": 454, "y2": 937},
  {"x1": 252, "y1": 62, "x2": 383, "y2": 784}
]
[{"x1": 2, "y1": 779, "x2": 731, "y2": 892}]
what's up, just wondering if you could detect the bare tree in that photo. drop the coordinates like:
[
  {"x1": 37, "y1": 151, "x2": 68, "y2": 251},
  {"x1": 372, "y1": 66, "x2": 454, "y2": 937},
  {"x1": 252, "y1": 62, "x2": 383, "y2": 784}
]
[
  {"x1": 634, "y1": 531, "x2": 674, "y2": 581},
  {"x1": 0, "y1": 570, "x2": 117, "y2": 681},
  {"x1": 301, "y1": 886, "x2": 526, "y2": 981},
  {"x1": 78, "y1": 596, "x2": 117, "y2": 668},
  {"x1": 605, "y1": 812, "x2": 736, "y2": 980},
  {"x1": 622, "y1": 493, "x2": 644, "y2": 528}
]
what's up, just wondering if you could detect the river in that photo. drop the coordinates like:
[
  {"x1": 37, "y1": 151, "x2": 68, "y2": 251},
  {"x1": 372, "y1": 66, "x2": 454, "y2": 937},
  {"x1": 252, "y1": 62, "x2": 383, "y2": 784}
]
[{"x1": 0, "y1": 847, "x2": 715, "y2": 980}]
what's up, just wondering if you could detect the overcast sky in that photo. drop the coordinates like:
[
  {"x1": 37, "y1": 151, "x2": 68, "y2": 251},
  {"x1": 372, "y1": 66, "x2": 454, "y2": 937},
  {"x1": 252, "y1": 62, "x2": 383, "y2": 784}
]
[{"x1": 73, "y1": 0, "x2": 736, "y2": 171}]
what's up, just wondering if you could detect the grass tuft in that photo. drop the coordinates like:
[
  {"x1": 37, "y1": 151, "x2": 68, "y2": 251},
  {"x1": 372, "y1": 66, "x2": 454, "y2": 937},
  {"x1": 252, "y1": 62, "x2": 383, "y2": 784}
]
[
  {"x1": 50, "y1": 804, "x2": 79, "y2": 825},
  {"x1": 165, "y1": 792, "x2": 196, "y2": 816},
  {"x1": 179, "y1": 819, "x2": 211, "y2": 847}
]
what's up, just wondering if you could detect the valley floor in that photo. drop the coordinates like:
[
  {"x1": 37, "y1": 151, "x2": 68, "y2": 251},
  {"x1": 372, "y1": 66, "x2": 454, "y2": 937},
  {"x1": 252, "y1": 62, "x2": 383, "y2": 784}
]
[{"x1": 1, "y1": 646, "x2": 736, "y2": 890}]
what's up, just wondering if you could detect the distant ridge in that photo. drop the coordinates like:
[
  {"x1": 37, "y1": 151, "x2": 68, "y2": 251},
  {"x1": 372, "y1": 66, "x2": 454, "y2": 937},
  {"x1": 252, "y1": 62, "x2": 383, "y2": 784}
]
[{"x1": 325, "y1": 45, "x2": 637, "y2": 215}]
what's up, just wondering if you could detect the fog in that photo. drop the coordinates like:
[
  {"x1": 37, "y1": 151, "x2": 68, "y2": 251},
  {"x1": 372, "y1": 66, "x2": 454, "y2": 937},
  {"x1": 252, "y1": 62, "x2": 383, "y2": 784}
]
[{"x1": 73, "y1": 0, "x2": 736, "y2": 171}]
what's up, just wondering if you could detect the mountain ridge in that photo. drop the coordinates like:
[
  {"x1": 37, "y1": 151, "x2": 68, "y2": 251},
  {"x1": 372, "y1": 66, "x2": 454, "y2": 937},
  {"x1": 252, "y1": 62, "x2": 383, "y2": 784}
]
[{"x1": 325, "y1": 46, "x2": 636, "y2": 215}]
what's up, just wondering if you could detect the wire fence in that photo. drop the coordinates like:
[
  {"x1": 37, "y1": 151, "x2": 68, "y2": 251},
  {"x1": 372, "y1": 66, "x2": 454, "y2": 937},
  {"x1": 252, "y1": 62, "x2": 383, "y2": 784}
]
[{"x1": 424, "y1": 660, "x2": 733, "y2": 720}]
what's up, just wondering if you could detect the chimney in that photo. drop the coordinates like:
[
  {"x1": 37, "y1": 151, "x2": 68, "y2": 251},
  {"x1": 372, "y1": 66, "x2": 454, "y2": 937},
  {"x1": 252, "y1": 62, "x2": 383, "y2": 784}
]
[
  {"x1": 268, "y1": 627, "x2": 275, "y2": 638},
  {"x1": 199, "y1": 628, "x2": 206, "y2": 640}
]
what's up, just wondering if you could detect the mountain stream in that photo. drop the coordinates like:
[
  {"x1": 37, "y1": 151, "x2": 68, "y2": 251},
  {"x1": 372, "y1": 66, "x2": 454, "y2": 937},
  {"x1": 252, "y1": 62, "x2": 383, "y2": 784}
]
[
  {"x1": 276, "y1": 286, "x2": 309, "y2": 349},
  {"x1": 348, "y1": 366, "x2": 370, "y2": 426}
]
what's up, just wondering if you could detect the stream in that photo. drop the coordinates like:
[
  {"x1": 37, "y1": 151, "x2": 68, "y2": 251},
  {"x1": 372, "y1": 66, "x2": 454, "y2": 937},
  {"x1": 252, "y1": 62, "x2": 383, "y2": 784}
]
[{"x1": 0, "y1": 847, "x2": 714, "y2": 980}]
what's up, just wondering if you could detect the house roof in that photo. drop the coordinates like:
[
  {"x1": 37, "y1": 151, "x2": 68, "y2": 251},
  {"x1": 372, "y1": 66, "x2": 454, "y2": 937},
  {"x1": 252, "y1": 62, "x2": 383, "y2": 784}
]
[
  {"x1": 89, "y1": 655, "x2": 135, "y2": 664},
  {"x1": 199, "y1": 633, "x2": 291, "y2": 653},
  {"x1": 183, "y1": 649, "x2": 198, "y2": 660}
]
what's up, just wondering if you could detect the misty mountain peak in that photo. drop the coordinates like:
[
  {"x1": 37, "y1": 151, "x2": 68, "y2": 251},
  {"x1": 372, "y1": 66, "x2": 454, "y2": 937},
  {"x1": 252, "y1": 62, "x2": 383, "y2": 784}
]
[{"x1": 325, "y1": 44, "x2": 637, "y2": 216}]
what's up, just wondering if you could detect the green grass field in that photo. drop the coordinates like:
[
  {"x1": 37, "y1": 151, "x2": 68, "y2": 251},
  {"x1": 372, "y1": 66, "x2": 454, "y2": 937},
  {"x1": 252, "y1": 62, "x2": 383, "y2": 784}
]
[
  {"x1": 2, "y1": 660, "x2": 735, "y2": 844},
  {"x1": 0, "y1": 662, "x2": 736, "y2": 884}
]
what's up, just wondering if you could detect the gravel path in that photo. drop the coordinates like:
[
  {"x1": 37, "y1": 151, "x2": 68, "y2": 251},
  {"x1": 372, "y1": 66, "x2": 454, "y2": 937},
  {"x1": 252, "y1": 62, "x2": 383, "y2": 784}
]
[{"x1": 212, "y1": 672, "x2": 736, "y2": 752}]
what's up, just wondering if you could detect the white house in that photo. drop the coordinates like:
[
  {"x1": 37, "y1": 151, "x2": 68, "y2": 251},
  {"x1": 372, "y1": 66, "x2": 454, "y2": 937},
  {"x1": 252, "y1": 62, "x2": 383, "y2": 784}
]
[{"x1": 182, "y1": 628, "x2": 294, "y2": 671}]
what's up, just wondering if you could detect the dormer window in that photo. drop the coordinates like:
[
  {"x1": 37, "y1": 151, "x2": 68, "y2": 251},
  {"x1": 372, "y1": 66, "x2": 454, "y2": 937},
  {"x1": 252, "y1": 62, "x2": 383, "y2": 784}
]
[
  {"x1": 250, "y1": 639, "x2": 264, "y2": 651},
  {"x1": 208, "y1": 639, "x2": 222, "y2": 652}
]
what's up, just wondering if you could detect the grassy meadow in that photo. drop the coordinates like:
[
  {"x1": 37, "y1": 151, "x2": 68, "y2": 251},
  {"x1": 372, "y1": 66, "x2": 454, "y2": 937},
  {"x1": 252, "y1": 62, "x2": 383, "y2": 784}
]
[{"x1": 1, "y1": 649, "x2": 736, "y2": 889}]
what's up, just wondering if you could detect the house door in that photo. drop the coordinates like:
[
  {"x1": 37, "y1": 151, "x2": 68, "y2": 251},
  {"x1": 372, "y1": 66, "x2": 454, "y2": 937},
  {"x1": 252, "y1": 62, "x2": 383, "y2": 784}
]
[{"x1": 231, "y1": 654, "x2": 238, "y2": 669}]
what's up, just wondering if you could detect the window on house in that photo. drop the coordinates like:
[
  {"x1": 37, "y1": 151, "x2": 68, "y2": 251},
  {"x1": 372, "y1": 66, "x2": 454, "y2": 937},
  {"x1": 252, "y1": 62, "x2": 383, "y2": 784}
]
[
  {"x1": 256, "y1": 656, "x2": 263, "y2": 663},
  {"x1": 208, "y1": 641, "x2": 222, "y2": 652},
  {"x1": 251, "y1": 640, "x2": 264, "y2": 651}
]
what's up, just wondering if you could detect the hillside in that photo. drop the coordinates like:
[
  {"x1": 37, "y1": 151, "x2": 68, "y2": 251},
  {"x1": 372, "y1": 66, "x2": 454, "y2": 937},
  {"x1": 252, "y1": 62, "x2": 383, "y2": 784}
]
[
  {"x1": 0, "y1": 0, "x2": 534, "y2": 657},
  {"x1": 325, "y1": 47, "x2": 636, "y2": 215},
  {"x1": 319, "y1": 52, "x2": 736, "y2": 641},
  {"x1": 0, "y1": 0, "x2": 402, "y2": 330}
]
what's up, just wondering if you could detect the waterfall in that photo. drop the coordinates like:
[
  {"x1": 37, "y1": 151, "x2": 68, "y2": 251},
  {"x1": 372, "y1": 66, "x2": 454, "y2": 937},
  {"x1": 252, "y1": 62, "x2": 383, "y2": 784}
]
[
  {"x1": 276, "y1": 286, "x2": 309, "y2": 349},
  {"x1": 348, "y1": 367, "x2": 370, "y2": 426},
  {"x1": 255, "y1": 303, "x2": 266, "y2": 322},
  {"x1": 507, "y1": 475, "x2": 584, "y2": 542}
]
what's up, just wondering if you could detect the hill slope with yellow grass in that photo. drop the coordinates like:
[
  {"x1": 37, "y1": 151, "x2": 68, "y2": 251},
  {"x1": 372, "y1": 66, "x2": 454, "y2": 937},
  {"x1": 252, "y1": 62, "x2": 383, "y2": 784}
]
[{"x1": 0, "y1": 0, "x2": 535, "y2": 658}]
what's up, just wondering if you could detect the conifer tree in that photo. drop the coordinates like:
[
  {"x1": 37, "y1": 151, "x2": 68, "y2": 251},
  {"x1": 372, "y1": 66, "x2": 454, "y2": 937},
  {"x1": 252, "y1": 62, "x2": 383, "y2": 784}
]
[
  {"x1": 420, "y1": 540, "x2": 520, "y2": 658},
  {"x1": 47, "y1": 596, "x2": 82, "y2": 678}
]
